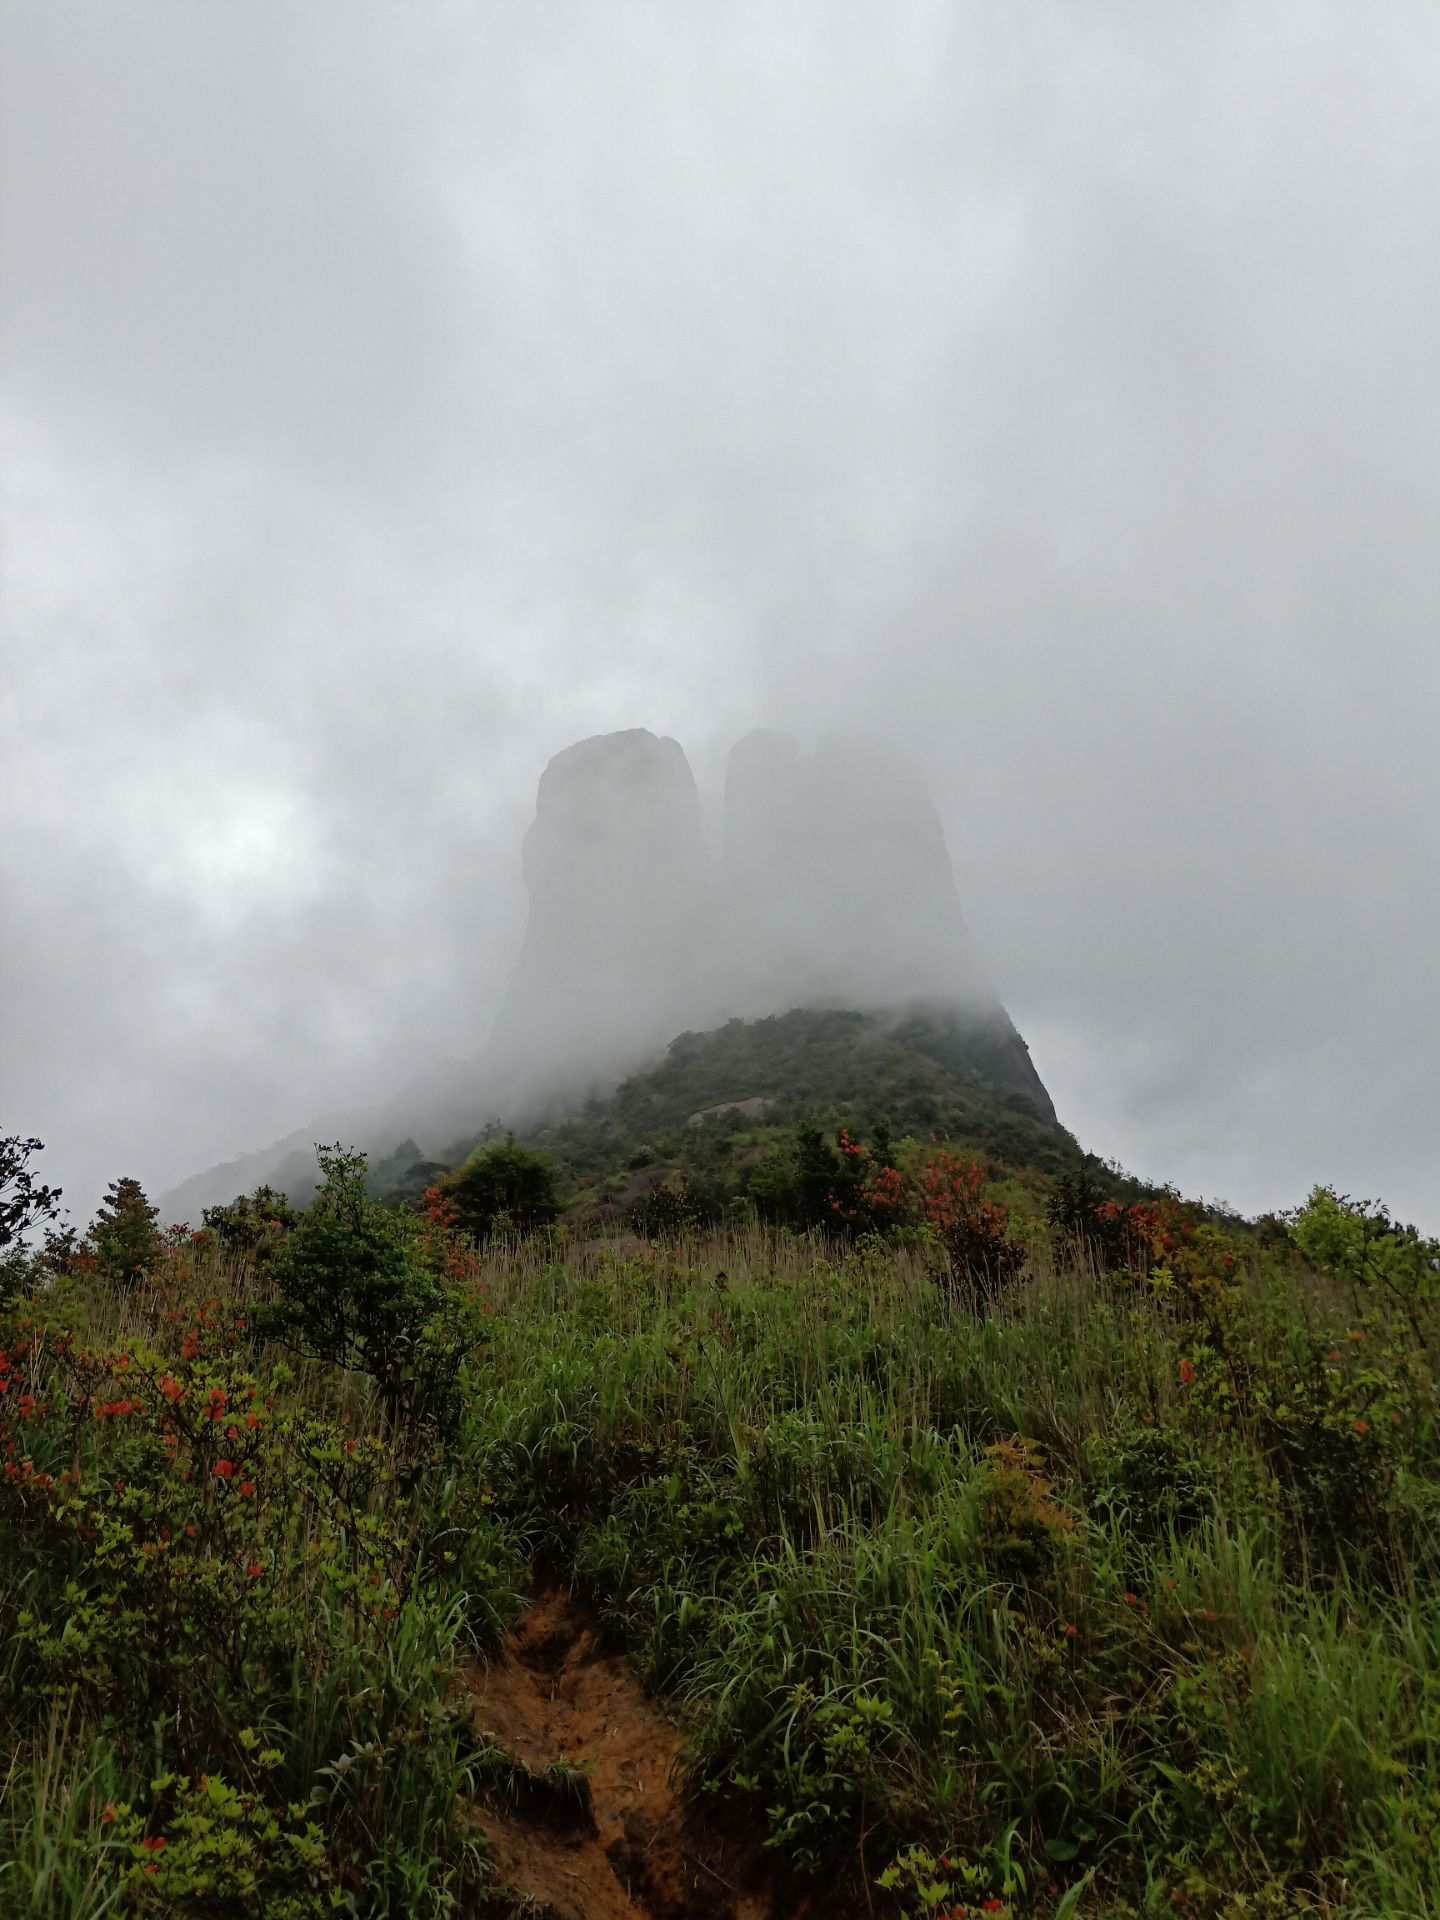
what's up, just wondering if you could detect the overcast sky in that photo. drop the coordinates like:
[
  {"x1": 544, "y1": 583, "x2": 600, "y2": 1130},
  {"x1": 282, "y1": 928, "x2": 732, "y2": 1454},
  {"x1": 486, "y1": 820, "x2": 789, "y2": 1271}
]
[{"x1": 3, "y1": 1, "x2": 1437, "y2": 1231}]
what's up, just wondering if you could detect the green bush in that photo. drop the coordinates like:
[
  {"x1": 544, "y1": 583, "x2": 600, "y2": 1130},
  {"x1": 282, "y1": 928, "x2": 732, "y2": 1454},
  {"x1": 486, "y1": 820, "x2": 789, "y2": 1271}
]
[
  {"x1": 258, "y1": 1145, "x2": 485, "y2": 1438},
  {"x1": 440, "y1": 1138, "x2": 558, "y2": 1240}
]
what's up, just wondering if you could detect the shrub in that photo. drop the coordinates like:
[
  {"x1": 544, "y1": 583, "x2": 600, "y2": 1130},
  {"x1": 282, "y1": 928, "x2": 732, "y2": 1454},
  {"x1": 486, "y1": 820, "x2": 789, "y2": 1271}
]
[
  {"x1": 920, "y1": 1152, "x2": 1026, "y2": 1311},
  {"x1": 629, "y1": 1178, "x2": 706, "y2": 1239},
  {"x1": 199, "y1": 1185, "x2": 300, "y2": 1266},
  {"x1": 1290, "y1": 1185, "x2": 1439, "y2": 1344},
  {"x1": 440, "y1": 1138, "x2": 558, "y2": 1240},
  {"x1": 258, "y1": 1146, "x2": 486, "y2": 1439},
  {"x1": 0, "y1": 1290, "x2": 515, "y2": 1914}
]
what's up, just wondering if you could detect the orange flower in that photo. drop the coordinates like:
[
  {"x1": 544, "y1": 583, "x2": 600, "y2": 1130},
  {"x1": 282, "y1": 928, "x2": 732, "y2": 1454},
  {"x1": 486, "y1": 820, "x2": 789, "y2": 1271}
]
[
  {"x1": 246, "y1": 1563, "x2": 264, "y2": 1580},
  {"x1": 1353, "y1": 1418, "x2": 1369, "y2": 1436}
]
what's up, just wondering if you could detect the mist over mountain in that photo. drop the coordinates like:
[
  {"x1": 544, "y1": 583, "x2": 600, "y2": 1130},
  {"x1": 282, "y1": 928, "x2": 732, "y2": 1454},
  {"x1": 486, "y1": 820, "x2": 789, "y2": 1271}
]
[{"x1": 161, "y1": 725, "x2": 1056, "y2": 1219}]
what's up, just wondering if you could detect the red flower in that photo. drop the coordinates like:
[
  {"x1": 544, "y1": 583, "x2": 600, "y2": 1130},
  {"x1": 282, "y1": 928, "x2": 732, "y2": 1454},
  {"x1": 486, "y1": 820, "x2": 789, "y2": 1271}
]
[
  {"x1": 246, "y1": 1562, "x2": 264, "y2": 1580},
  {"x1": 1123, "y1": 1591, "x2": 1139, "y2": 1606},
  {"x1": 239, "y1": 1481, "x2": 255, "y2": 1499},
  {"x1": 1353, "y1": 1418, "x2": 1369, "y2": 1436},
  {"x1": 213, "y1": 1459, "x2": 235, "y2": 1480},
  {"x1": 1063, "y1": 1623, "x2": 1079, "y2": 1638},
  {"x1": 1178, "y1": 1358, "x2": 1196, "y2": 1386},
  {"x1": 102, "y1": 1803, "x2": 117, "y2": 1824},
  {"x1": 141, "y1": 1835, "x2": 167, "y2": 1853}
]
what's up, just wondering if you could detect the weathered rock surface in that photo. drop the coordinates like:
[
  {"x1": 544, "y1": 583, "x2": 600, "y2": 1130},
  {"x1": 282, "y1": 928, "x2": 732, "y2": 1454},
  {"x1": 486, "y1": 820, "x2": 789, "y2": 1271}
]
[{"x1": 489, "y1": 729, "x2": 721, "y2": 1098}]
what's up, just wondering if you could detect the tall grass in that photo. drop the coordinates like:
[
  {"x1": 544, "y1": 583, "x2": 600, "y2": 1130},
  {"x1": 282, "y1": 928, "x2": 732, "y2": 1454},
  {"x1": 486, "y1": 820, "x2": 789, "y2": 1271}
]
[{"x1": 3, "y1": 1220, "x2": 1437, "y2": 1913}]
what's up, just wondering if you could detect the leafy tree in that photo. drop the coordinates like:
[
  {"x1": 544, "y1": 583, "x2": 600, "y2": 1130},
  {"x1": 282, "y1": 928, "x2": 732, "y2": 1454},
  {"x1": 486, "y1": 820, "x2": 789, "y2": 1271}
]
[
  {"x1": 0, "y1": 1133, "x2": 62, "y2": 1252},
  {"x1": 259, "y1": 1145, "x2": 484, "y2": 1437},
  {"x1": 91, "y1": 1177, "x2": 163, "y2": 1292},
  {"x1": 441, "y1": 1138, "x2": 558, "y2": 1240}
]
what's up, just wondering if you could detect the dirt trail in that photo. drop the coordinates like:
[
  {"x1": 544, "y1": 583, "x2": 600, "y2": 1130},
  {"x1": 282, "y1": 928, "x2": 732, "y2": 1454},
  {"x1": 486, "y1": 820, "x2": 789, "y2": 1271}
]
[{"x1": 462, "y1": 1590, "x2": 784, "y2": 1920}]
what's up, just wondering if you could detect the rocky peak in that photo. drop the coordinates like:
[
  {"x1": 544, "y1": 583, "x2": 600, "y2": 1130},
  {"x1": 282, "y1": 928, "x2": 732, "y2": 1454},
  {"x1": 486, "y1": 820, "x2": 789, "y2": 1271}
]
[{"x1": 490, "y1": 729, "x2": 718, "y2": 1096}]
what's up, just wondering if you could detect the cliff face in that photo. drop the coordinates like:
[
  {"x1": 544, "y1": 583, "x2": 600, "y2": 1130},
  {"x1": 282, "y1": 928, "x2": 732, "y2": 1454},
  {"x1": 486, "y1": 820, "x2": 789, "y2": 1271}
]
[{"x1": 489, "y1": 729, "x2": 720, "y2": 1097}]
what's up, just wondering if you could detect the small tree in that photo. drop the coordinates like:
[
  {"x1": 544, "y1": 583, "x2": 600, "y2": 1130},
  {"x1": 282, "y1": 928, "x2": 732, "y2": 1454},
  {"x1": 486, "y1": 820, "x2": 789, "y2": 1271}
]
[
  {"x1": 91, "y1": 1177, "x2": 163, "y2": 1292},
  {"x1": 441, "y1": 1138, "x2": 558, "y2": 1241},
  {"x1": 259, "y1": 1145, "x2": 485, "y2": 1438}
]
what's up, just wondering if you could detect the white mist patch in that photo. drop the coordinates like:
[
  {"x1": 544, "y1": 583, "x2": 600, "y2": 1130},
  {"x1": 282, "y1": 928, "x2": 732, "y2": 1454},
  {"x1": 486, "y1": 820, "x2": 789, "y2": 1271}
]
[{"x1": 162, "y1": 786, "x2": 319, "y2": 922}]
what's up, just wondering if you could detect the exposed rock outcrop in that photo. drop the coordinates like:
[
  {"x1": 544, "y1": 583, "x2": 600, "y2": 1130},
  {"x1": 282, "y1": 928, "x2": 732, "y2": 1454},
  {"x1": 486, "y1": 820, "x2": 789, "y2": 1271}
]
[{"x1": 489, "y1": 729, "x2": 721, "y2": 1099}]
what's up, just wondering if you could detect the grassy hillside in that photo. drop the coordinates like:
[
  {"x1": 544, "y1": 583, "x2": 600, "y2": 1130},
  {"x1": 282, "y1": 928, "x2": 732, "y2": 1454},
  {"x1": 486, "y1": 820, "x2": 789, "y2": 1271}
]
[{"x1": 3, "y1": 1157, "x2": 1438, "y2": 1917}]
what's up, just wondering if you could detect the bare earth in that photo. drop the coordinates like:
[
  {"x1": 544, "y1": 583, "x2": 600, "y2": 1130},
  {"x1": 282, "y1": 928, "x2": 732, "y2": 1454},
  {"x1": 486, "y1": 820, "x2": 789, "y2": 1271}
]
[{"x1": 462, "y1": 1590, "x2": 809, "y2": 1920}]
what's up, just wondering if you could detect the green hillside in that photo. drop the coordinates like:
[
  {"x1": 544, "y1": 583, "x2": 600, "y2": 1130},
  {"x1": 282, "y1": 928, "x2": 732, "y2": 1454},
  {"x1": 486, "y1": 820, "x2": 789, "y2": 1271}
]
[{"x1": 401, "y1": 1006, "x2": 1089, "y2": 1227}]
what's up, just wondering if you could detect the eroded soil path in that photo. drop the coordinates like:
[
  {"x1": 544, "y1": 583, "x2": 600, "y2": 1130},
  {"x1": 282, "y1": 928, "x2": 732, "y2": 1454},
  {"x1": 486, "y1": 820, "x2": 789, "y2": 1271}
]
[{"x1": 462, "y1": 1590, "x2": 789, "y2": 1920}]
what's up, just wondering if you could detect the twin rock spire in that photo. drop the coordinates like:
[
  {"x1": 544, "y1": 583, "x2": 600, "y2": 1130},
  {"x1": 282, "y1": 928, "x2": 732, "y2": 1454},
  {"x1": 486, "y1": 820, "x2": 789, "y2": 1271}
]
[{"x1": 491, "y1": 727, "x2": 1055, "y2": 1122}]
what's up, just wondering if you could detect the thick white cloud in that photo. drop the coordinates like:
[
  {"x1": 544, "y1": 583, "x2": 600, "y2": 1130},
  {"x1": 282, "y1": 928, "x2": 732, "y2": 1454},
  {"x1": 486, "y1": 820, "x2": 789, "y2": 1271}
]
[{"x1": 2, "y1": 1, "x2": 1437, "y2": 1226}]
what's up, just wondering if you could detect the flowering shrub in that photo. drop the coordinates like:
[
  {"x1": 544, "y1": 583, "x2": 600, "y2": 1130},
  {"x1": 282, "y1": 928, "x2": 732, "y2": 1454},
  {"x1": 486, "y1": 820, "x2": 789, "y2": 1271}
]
[
  {"x1": 918, "y1": 1152, "x2": 1026, "y2": 1311},
  {"x1": 0, "y1": 1282, "x2": 518, "y2": 1911}
]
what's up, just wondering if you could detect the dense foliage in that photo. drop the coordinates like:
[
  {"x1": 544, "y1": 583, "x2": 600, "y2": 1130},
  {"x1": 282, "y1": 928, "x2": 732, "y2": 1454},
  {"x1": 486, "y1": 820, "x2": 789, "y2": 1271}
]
[
  {"x1": 2, "y1": 1123, "x2": 1438, "y2": 1917},
  {"x1": 438, "y1": 1140, "x2": 559, "y2": 1241}
]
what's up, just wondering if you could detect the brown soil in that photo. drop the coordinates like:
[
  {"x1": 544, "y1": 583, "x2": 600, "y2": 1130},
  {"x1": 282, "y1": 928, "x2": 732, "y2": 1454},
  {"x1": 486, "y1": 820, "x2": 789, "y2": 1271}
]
[{"x1": 461, "y1": 1590, "x2": 797, "y2": 1920}]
